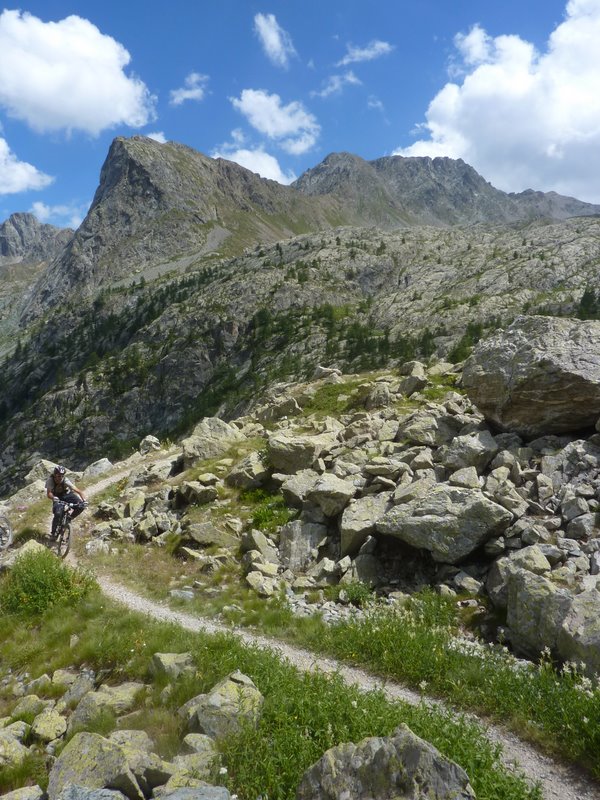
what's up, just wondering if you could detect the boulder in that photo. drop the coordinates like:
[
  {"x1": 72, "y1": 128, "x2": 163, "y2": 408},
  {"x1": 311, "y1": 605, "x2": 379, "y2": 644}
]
[
  {"x1": 0, "y1": 730, "x2": 29, "y2": 767},
  {"x1": 181, "y1": 418, "x2": 244, "y2": 469},
  {"x1": 150, "y1": 652, "x2": 195, "y2": 680},
  {"x1": 377, "y1": 486, "x2": 512, "y2": 563},
  {"x1": 179, "y1": 671, "x2": 263, "y2": 740},
  {"x1": 296, "y1": 724, "x2": 475, "y2": 799},
  {"x1": 463, "y1": 315, "x2": 600, "y2": 437},
  {"x1": 306, "y1": 474, "x2": 356, "y2": 517},
  {"x1": 280, "y1": 469, "x2": 320, "y2": 507},
  {"x1": 267, "y1": 431, "x2": 336, "y2": 474},
  {"x1": 68, "y1": 683, "x2": 146, "y2": 734},
  {"x1": 47, "y1": 732, "x2": 144, "y2": 800},
  {"x1": 0, "y1": 788, "x2": 45, "y2": 800},
  {"x1": 557, "y1": 589, "x2": 600, "y2": 675},
  {"x1": 279, "y1": 520, "x2": 328, "y2": 571},
  {"x1": 505, "y1": 568, "x2": 572, "y2": 658},
  {"x1": 339, "y1": 493, "x2": 392, "y2": 556},
  {"x1": 82, "y1": 459, "x2": 114, "y2": 480},
  {"x1": 139, "y1": 435, "x2": 161, "y2": 455},
  {"x1": 225, "y1": 451, "x2": 270, "y2": 490},
  {"x1": 31, "y1": 707, "x2": 67, "y2": 742}
]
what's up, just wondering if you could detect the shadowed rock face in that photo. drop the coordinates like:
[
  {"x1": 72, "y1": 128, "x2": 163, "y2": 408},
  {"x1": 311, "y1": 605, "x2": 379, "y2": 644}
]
[{"x1": 463, "y1": 315, "x2": 600, "y2": 438}]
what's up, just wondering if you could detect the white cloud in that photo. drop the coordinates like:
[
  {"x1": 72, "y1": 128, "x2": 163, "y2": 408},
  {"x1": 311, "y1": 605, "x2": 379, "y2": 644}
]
[
  {"x1": 394, "y1": 1, "x2": 600, "y2": 203},
  {"x1": 212, "y1": 145, "x2": 296, "y2": 184},
  {"x1": 337, "y1": 39, "x2": 393, "y2": 66},
  {"x1": 311, "y1": 71, "x2": 361, "y2": 99},
  {"x1": 0, "y1": 137, "x2": 53, "y2": 195},
  {"x1": 254, "y1": 13, "x2": 296, "y2": 68},
  {"x1": 0, "y1": 10, "x2": 156, "y2": 135},
  {"x1": 30, "y1": 200, "x2": 87, "y2": 228},
  {"x1": 169, "y1": 72, "x2": 209, "y2": 106},
  {"x1": 230, "y1": 89, "x2": 320, "y2": 154},
  {"x1": 146, "y1": 131, "x2": 167, "y2": 143}
]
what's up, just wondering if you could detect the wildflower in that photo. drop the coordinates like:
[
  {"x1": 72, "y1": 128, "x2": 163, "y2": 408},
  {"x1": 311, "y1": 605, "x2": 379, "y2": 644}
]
[
  {"x1": 351, "y1": 699, "x2": 357, "y2": 708},
  {"x1": 219, "y1": 767, "x2": 228, "y2": 775},
  {"x1": 419, "y1": 680, "x2": 428, "y2": 692}
]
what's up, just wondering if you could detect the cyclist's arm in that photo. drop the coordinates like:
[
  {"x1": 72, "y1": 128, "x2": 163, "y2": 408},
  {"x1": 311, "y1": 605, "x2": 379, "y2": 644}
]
[{"x1": 72, "y1": 485, "x2": 86, "y2": 502}]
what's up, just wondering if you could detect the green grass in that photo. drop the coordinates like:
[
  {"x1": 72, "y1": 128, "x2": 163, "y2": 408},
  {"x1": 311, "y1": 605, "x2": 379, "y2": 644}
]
[
  {"x1": 0, "y1": 549, "x2": 95, "y2": 616},
  {"x1": 289, "y1": 592, "x2": 600, "y2": 779},
  {"x1": 0, "y1": 590, "x2": 540, "y2": 800}
]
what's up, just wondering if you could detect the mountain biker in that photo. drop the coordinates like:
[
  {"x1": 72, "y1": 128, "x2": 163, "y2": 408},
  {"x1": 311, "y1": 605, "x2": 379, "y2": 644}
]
[{"x1": 45, "y1": 465, "x2": 87, "y2": 537}]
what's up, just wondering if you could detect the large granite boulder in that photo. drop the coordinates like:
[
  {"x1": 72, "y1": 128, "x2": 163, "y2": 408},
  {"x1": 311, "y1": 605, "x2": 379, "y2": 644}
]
[
  {"x1": 557, "y1": 589, "x2": 600, "y2": 675},
  {"x1": 377, "y1": 486, "x2": 512, "y2": 563},
  {"x1": 181, "y1": 418, "x2": 244, "y2": 469},
  {"x1": 296, "y1": 724, "x2": 475, "y2": 799},
  {"x1": 179, "y1": 671, "x2": 263, "y2": 740},
  {"x1": 267, "y1": 431, "x2": 337, "y2": 474},
  {"x1": 47, "y1": 732, "x2": 144, "y2": 800},
  {"x1": 463, "y1": 315, "x2": 600, "y2": 437},
  {"x1": 340, "y1": 493, "x2": 393, "y2": 556}
]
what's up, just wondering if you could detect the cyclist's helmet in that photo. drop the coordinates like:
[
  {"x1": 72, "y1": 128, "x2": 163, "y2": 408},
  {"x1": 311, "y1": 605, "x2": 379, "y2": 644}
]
[{"x1": 54, "y1": 465, "x2": 66, "y2": 476}]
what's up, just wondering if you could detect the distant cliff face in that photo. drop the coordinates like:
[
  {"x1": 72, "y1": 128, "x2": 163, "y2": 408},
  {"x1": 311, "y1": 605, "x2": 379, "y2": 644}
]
[
  {"x1": 293, "y1": 153, "x2": 600, "y2": 226},
  {"x1": 0, "y1": 213, "x2": 72, "y2": 264}
]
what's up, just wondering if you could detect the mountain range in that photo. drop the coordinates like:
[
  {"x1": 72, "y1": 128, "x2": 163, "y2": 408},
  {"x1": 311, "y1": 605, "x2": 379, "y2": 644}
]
[{"x1": 1, "y1": 135, "x2": 600, "y2": 492}]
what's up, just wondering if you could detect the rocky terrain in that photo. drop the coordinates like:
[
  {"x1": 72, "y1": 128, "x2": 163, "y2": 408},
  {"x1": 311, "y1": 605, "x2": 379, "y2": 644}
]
[{"x1": 2, "y1": 314, "x2": 600, "y2": 798}]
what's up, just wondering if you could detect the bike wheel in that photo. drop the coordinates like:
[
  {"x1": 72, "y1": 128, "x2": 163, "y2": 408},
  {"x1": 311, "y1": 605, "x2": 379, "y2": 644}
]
[
  {"x1": 56, "y1": 521, "x2": 71, "y2": 559},
  {"x1": 0, "y1": 516, "x2": 13, "y2": 550}
]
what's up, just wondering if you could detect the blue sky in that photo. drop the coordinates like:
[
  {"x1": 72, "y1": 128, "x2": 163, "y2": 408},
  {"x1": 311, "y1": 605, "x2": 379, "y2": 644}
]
[{"x1": 1, "y1": 0, "x2": 597, "y2": 229}]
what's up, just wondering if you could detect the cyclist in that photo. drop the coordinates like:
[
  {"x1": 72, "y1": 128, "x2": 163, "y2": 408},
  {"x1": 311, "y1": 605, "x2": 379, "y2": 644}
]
[{"x1": 46, "y1": 465, "x2": 87, "y2": 537}]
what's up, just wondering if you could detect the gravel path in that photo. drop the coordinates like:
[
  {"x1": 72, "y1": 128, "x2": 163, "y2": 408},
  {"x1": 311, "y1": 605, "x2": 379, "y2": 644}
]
[{"x1": 79, "y1": 471, "x2": 600, "y2": 800}]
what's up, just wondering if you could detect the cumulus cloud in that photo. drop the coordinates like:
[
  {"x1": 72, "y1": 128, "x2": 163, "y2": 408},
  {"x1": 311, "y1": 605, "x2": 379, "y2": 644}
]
[
  {"x1": 0, "y1": 137, "x2": 53, "y2": 195},
  {"x1": 254, "y1": 13, "x2": 296, "y2": 68},
  {"x1": 230, "y1": 89, "x2": 320, "y2": 154},
  {"x1": 169, "y1": 73, "x2": 209, "y2": 106},
  {"x1": 146, "y1": 131, "x2": 167, "y2": 143},
  {"x1": 311, "y1": 71, "x2": 361, "y2": 98},
  {"x1": 212, "y1": 144, "x2": 296, "y2": 184},
  {"x1": 337, "y1": 39, "x2": 393, "y2": 66},
  {"x1": 0, "y1": 10, "x2": 156, "y2": 135},
  {"x1": 394, "y1": 0, "x2": 600, "y2": 202},
  {"x1": 30, "y1": 200, "x2": 87, "y2": 228}
]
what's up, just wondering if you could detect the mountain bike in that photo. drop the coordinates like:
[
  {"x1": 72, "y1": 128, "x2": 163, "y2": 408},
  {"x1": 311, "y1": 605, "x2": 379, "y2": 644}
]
[
  {"x1": 50, "y1": 501, "x2": 77, "y2": 558},
  {"x1": 0, "y1": 514, "x2": 13, "y2": 550}
]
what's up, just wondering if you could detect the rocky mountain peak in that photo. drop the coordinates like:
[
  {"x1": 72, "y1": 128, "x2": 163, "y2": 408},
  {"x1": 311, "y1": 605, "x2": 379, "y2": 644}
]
[{"x1": 0, "y1": 212, "x2": 72, "y2": 264}]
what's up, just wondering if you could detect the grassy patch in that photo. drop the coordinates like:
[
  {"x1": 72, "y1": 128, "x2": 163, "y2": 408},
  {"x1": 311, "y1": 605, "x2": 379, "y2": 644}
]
[
  {"x1": 300, "y1": 593, "x2": 600, "y2": 779},
  {"x1": 0, "y1": 549, "x2": 95, "y2": 617}
]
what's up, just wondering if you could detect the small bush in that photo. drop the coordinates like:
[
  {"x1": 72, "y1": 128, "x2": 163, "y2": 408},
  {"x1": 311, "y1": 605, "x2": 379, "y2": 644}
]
[{"x1": 0, "y1": 549, "x2": 96, "y2": 617}]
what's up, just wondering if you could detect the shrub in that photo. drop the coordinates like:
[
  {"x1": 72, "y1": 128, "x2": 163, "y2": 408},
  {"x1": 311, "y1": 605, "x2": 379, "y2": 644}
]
[{"x1": 0, "y1": 549, "x2": 96, "y2": 617}]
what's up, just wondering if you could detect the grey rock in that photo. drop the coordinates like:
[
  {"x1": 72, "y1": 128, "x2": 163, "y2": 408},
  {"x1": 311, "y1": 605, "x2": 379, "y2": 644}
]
[
  {"x1": 305, "y1": 474, "x2": 356, "y2": 517},
  {"x1": 339, "y1": 492, "x2": 392, "y2": 556},
  {"x1": 296, "y1": 723, "x2": 475, "y2": 800},
  {"x1": 47, "y1": 732, "x2": 144, "y2": 800},
  {"x1": 279, "y1": 520, "x2": 327, "y2": 571},
  {"x1": 378, "y1": 485, "x2": 512, "y2": 563},
  {"x1": 464, "y1": 315, "x2": 600, "y2": 437}
]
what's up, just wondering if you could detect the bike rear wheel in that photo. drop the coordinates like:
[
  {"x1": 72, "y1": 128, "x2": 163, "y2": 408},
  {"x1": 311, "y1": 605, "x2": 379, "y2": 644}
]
[
  {"x1": 0, "y1": 516, "x2": 13, "y2": 550},
  {"x1": 56, "y1": 521, "x2": 71, "y2": 558}
]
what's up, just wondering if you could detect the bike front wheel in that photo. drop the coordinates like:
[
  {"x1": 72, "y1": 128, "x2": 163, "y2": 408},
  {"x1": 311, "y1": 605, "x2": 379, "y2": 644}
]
[
  {"x1": 56, "y1": 521, "x2": 71, "y2": 559},
  {"x1": 0, "y1": 516, "x2": 13, "y2": 550}
]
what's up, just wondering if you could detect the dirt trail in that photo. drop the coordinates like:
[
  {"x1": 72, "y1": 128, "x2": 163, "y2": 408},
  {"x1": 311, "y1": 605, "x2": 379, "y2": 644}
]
[{"x1": 74, "y1": 469, "x2": 600, "y2": 800}]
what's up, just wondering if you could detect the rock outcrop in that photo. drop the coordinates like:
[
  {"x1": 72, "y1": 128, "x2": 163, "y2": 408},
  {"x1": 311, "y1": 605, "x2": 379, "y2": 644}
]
[{"x1": 463, "y1": 315, "x2": 600, "y2": 437}]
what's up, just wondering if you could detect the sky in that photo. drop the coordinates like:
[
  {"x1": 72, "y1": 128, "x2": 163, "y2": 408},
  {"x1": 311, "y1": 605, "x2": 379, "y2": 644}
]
[{"x1": 1, "y1": 0, "x2": 598, "y2": 229}]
